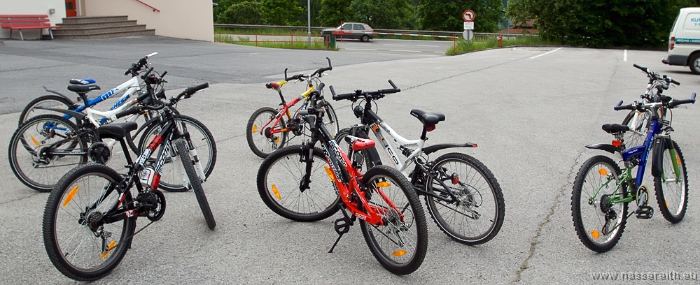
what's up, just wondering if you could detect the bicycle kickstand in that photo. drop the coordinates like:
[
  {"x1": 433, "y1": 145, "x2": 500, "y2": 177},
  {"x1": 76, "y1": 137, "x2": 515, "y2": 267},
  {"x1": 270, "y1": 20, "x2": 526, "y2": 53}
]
[{"x1": 328, "y1": 204, "x2": 355, "y2": 253}]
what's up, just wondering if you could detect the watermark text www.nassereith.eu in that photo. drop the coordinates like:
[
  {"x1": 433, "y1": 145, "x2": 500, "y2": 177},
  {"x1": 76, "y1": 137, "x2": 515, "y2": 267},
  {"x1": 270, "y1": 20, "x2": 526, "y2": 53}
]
[{"x1": 591, "y1": 271, "x2": 698, "y2": 281}]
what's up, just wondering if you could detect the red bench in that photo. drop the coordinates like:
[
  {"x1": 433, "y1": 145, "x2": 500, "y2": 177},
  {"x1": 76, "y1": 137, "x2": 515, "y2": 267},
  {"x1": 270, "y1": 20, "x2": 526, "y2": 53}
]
[{"x1": 0, "y1": 14, "x2": 59, "y2": 40}]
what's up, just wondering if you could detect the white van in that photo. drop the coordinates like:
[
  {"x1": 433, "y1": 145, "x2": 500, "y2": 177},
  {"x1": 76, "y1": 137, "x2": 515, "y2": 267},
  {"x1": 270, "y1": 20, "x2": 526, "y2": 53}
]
[{"x1": 663, "y1": 7, "x2": 700, "y2": 74}]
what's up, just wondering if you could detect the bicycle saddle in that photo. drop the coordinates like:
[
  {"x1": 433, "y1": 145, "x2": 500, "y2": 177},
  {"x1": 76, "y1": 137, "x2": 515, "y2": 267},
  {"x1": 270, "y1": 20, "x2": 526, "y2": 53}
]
[
  {"x1": 67, "y1": 84, "x2": 101, "y2": 94},
  {"x1": 602, "y1": 124, "x2": 629, "y2": 134},
  {"x1": 97, "y1": 122, "x2": 137, "y2": 140},
  {"x1": 410, "y1": 109, "x2": 445, "y2": 126},
  {"x1": 69, "y1": 78, "x2": 96, "y2": 85}
]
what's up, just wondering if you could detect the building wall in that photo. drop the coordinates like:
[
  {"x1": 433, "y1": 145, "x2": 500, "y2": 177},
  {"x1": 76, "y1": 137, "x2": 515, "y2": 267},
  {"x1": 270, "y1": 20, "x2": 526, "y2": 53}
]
[
  {"x1": 85, "y1": 0, "x2": 214, "y2": 42},
  {"x1": 0, "y1": 0, "x2": 66, "y2": 39}
]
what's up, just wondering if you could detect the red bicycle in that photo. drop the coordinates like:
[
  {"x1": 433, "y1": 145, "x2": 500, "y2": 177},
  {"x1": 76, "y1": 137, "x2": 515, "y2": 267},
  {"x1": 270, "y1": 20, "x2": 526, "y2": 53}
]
[{"x1": 256, "y1": 84, "x2": 428, "y2": 275}]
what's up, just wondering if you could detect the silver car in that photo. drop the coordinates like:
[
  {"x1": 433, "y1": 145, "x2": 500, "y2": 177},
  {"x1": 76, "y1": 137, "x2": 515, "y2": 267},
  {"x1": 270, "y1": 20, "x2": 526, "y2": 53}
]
[{"x1": 325, "y1": 22, "x2": 374, "y2": 42}]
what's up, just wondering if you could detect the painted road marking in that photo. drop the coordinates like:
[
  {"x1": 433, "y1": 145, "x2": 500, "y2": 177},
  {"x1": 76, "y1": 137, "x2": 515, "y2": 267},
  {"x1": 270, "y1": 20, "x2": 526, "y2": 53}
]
[{"x1": 530, "y1": 47, "x2": 562, "y2": 59}]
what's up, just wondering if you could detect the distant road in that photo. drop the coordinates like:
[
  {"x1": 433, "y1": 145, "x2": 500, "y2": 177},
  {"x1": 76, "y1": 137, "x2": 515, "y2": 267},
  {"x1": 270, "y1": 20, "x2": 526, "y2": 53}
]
[{"x1": 337, "y1": 38, "x2": 455, "y2": 55}]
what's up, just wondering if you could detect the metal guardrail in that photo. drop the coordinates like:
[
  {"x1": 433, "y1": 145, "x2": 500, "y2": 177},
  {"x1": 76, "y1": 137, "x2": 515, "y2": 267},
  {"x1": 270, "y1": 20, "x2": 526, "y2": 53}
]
[{"x1": 213, "y1": 24, "x2": 532, "y2": 38}]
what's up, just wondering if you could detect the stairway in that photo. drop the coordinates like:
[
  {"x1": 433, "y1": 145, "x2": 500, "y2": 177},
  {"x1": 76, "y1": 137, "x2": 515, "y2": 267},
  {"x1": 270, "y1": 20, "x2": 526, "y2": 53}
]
[{"x1": 53, "y1": 16, "x2": 155, "y2": 39}]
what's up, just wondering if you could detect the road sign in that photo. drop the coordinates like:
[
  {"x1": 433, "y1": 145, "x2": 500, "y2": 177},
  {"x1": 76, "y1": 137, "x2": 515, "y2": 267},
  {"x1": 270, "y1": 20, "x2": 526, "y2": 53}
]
[
  {"x1": 463, "y1": 10, "x2": 475, "y2": 22},
  {"x1": 463, "y1": 30, "x2": 473, "y2": 40},
  {"x1": 463, "y1": 22, "x2": 474, "y2": 30}
]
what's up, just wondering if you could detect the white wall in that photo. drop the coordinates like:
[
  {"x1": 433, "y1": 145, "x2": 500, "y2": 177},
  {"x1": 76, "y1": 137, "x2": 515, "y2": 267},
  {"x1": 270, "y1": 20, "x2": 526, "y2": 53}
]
[
  {"x1": 0, "y1": 0, "x2": 66, "y2": 39},
  {"x1": 85, "y1": 0, "x2": 214, "y2": 42}
]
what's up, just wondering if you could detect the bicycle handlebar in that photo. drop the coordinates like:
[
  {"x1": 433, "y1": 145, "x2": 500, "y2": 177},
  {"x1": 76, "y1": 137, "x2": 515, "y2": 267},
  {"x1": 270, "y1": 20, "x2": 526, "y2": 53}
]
[
  {"x1": 124, "y1": 52, "x2": 158, "y2": 77},
  {"x1": 668, "y1": 92, "x2": 696, "y2": 108},
  {"x1": 331, "y1": 80, "x2": 401, "y2": 101},
  {"x1": 283, "y1": 57, "x2": 333, "y2": 81},
  {"x1": 614, "y1": 100, "x2": 636, "y2": 111}
]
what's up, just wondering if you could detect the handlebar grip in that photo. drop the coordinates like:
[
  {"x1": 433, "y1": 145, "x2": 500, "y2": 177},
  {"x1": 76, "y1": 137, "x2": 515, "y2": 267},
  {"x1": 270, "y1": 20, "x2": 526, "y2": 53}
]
[
  {"x1": 388, "y1": 80, "x2": 398, "y2": 90},
  {"x1": 633, "y1": 63, "x2": 646, "y2": 71},
  {"x1": 161, "y1": 71, "x2": 167, "y2": 78},
  {"x1": 183, "y1": 82, "x2": 209, "y2": 96},
  {"x1": 332, "y1": 88, "x2": 357, "y2": 101},
  {"x1": 317, "y1": 83, "x2": 325, "y2": 91},
  {"x1": 115, "y1": 107, "x2": 141, "y2": 119},
  {"x1": 671, "y1": 78, "x2": 680, "y2": 85},
  {"x1": 136, "y1": 92, "x2": 152, "y2": 103},
  {"x1": 668, "y1": 93, "x2": 697, "y2": 108},
  {"x1": 614, "y1": 100, "x2": 635, "y2": 111},
  {"x1": 145, "y1": 52, "x2": 158, "y2": 58},
  {"x1": 141, "y1": 67, "x2": 154, "y2": 78}
]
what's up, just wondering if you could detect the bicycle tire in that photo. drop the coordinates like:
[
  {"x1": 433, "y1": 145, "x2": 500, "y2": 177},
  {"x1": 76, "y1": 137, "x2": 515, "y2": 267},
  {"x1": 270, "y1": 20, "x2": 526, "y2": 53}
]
[
  {"x1": 424, "y1": 152, "x2": 505, "y2": 245},
  {"x1": 333, "y1": 128, "x2": 382, "y2": 172},
  {"x1": 359, "y1": 165, "x2": 428, "y2": 275},
  {"x1": 9, "y1": 114, "x2": 87, "y2": 192},
  {"x1": 18, "y1": 94, "x2": 76, "y2": 125},
  {"x1": 256, "y1": 145, "x2": 341, "y2": 222},
  {"x1": 319, "y1": 100, "x2": 340, "y2": 138},
  {"x1": 43, "y1": 163, "x2": 136, "y2": 281},
  {"x1": 175, "y1": 139, "x2": 216, "y2": 229},
  {"x1": 571, "y1": 155, "x2": 628, "y2": 253},
  {"x1": 621, "y1": 110, "x2": 650, "y2": 147},
  {"x1": 138, "y1": 115, "x2": 217, "y2": 192},
  {"x1": 654, "y1": 140, "x2": 688, "y2": 223},
  {"x1": 246, "y1": 107, "x2": 287, "y2": 158}
]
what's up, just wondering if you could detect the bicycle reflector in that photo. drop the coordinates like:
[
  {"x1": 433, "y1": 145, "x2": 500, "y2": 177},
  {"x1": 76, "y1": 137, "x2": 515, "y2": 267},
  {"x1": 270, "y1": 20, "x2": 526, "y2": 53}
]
[
  {"x1": 62, "y1": 185, "x2": 79, "y2": 207},
  {"x1": 271, "y1": 184, "x2": 281, "y2": 200},
  {"x1": 611, "y1": 139, "x2": 622, "y2": 147},
  {"x1": 591, "y1": 230, "x2": 600, "y2": 239},
  {"x1": 376, "y1": 181, "x2": 391, "y2": 188},
  {"x1": 324, "y1": 165, "x2": 336, "y2": 182},
  {"x1": 427, "y1": 125, "x2": 436, "y2": 132},
  {"x1": 598, "y1": 168, "x2": 608, "y2": 176},
  {"x1": 392, "y1": 249, "x2": 407, "y2": 257},
  {"x1": 451, "y1": 173, "x2": 460, "y2": 185}
]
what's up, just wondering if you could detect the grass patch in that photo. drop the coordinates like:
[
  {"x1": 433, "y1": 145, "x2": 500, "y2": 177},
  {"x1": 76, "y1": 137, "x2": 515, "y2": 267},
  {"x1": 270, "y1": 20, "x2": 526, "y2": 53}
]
[
  {"x1": 447, "y1": 35, "x2": 560, "y2": 55},
  {"x1": 215, "y1": 34, "x2": 334, "y2": 50}
]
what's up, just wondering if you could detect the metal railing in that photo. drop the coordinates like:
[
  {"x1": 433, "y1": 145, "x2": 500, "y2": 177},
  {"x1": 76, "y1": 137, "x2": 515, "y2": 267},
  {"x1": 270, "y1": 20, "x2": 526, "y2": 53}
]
[
  {"x1": 213, "y1": 24, "x2": 533, "y2": 38},
  {"x1": 135, "y1": 0, "x2": 160, "y2": 12}
]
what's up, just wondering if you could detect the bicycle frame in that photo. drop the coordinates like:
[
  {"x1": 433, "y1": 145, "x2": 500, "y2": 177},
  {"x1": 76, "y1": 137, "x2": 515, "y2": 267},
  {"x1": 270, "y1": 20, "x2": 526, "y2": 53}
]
[
  {"x1": 59, "y1": 76, "x2": 142, "y2": 125},
  {"x1": 258, "y1": 85, "x2": 314, "y2": 137}
]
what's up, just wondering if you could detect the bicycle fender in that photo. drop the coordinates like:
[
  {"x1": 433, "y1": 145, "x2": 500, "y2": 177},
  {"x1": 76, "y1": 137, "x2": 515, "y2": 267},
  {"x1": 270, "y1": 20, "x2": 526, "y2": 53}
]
[
  {"x1": 423, "y1": 142, "x2": 476, "y2": 155},
  {"x1": 585, "y1": 144, "x2": 619, "y2": 154},
  {"x1": 651, "y1": 138, "x2": 669, "y2": 177},
  {"x1": 42, "y1": 86, "x2": 80, "y2": 109},
  {"x1": 33, "y1": 106, "x2": 86, "y2": 121}
]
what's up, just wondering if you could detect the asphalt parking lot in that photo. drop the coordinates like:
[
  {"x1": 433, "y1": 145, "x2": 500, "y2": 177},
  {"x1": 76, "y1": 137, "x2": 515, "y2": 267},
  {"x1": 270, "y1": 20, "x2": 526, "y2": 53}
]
[{"x1": 1, "y1": 36, "x2": 699, "y2": 284}]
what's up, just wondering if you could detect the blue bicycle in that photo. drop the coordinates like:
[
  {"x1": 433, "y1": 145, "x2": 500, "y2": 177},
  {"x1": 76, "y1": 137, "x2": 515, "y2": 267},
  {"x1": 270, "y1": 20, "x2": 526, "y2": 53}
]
[{"x1": 571, "y1": 74, "x2": 695, "y2": 252}]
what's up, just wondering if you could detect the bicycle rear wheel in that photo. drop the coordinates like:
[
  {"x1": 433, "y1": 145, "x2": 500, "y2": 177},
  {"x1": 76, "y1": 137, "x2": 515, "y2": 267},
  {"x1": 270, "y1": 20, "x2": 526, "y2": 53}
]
[
  {"x1": 654, "y1": 140, "x2": 688, "y2": 223},
  {"x1": 571, "y1": 155, "x2": 628, "y2": 252},
  {"x1": 43, "y1": 163, "x2": 135, "y2": 281},
  {"x1": 246, "y1": 107, "x2": 287, "y2": 158},
  {"x1": 9, "y1": 114, "x2": 87, "y2": 192},
  {"x1": 175, "y1": 139, "x2": 216, "y2": 229},
  {"x1": 424, "y1": 153, "x2": 505, "y2": 245},
  {"x1": 257, "y1": 145, "x2": 340, "y2": 222},
  {"x1": 359, "y1": 165, "x2": 427, "y2": 275},
  {"x1": 138, "y1": 115, "x2": 217, "y2": 192},
  {"x1": 18, "y1": 94, "x2": 76, "y2": 125}
]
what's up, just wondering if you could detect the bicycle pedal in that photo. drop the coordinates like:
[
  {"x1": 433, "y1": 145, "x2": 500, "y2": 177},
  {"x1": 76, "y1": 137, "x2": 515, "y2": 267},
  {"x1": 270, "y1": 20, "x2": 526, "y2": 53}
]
[{"x1": 636, "y1": 206, "x2": 654, "y2": 219}]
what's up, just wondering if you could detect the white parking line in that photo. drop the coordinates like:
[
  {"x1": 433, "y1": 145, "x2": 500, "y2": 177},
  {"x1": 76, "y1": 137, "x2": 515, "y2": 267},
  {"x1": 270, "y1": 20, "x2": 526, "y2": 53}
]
[
  {"x1": 624, "y1": 49, "x2": 627, "y2": 61},
  {"x1": 530, "y1": 47, "x2": 562, "y2": 59}
]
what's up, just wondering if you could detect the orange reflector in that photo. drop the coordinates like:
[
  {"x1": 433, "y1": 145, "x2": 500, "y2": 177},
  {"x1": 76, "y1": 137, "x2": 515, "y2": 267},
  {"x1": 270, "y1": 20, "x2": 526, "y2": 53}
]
[
  {"x1": 271, "y1": 184, "x2": 281, "y2": 200},
  {"x1": 100, "y1": 241, "x2": 117, "y2": 259},
  {"x1": 676, "y1": 156, "x2": 681, "y2": 165},
  {"x1": 30, "y1": 136, "x2": 40, "y2": 147},
  {"x1": 323, "y1": 166, "x2": 335, "y2": 182},
  {"x1": 376, "y1": 181, "x2": 391, "y2": 188},
  {"x1": 252, "y1": 125, "x2": 258, "y2": 133},
  {"x1": 62, "y1": 186, "x2": 79, "y2": 207},
  {"x1": 611, "y1": 140, "x2": 622, "y2": 147},
  {"x1": 274, "y1": 137, "x2": 280, "y2": 144},
  {"x1": 392, "y1": 250, "x2": 407, "y2": 257},
  {"x1": 591, "y1": 230, "x2": 600, "y2": 239},
  {"x1": 665, "y1": 200, "x2": 669, "y2": 208},
  {"x1": 598, "y1": 168, "x2": 608, "y2": 176}
]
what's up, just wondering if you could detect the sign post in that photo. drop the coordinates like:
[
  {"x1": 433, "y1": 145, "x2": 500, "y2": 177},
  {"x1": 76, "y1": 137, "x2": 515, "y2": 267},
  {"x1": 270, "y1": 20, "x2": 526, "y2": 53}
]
[{"x1": 462, "y1": 10, "x2": 475, "y2": 50}]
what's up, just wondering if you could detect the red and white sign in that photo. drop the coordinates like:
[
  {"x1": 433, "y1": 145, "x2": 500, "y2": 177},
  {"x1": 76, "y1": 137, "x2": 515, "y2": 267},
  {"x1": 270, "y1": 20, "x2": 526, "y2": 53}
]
[{"x1": 463, "y1": 10, "x2": 475, "y2": 22}]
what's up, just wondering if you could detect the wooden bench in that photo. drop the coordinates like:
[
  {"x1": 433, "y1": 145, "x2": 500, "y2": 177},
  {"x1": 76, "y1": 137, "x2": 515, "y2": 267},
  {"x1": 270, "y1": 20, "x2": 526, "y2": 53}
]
[{"x1": 0, "y1": 14, "x2": 59, "y2": 40}]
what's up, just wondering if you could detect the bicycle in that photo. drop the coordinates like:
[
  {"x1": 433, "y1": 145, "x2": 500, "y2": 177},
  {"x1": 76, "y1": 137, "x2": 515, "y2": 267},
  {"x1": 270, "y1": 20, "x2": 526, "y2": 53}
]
[
  {"x1": 9, "y1": 67, "x2": 216, "y2": 192},
  {"x1": 246, "y1": 57, "x2": 339, "y2": 158},
  {"x1": 42, "y1": 82, "x2": 215, "y2": 281},
  {"x1": 329, "y1": 81, "x2": 505, "y2": 245},
  {"x1": 256, "y1": 84, "x2": 428, "y2": 275},
  {"x1": 571, "y1": 90, "x2": 695, "y2": 252},
  {"x1": 18, "y1": 52, "x2": 159, "y2": 125},
  {"x1": 621, "y1": 64, "x2": 681, "y2": 147}
]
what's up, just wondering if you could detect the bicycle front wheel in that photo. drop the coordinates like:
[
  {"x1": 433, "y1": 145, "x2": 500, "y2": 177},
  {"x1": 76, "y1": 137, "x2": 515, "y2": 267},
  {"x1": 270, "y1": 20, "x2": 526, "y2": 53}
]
[
  {"x1": 319, "y1": 100, "x2": 339, "y2": 138},
  {"x1": 424, "y1": 153, "x2": 505, "y2": 245},
  {"x1": 257, "y1": 145, "x2": 340, "y2": 222},
  {"x1": 654, "y1": 140, "x2": 688, "y2": 223},
  {"x1": 621, "y1": 110, "x2": 650, "y2": 147},
  {"x1": 246, "y1": 107, "x2": 287, "y2": 158},
  {"x1": 175, "y1": 139, "x2": 216, "y2": 229},
  {"x1": 43, "y1": 163, "x2": 135, "y2": 281},
  {"x1": 359, "y1": 165, "x2": 428, "y2": 275},
  {"x1": 9, "y1": 114, "x2": 87, "y2": 192},
  {"x1": 138, "y1": 115, "x2": 217, "y2": 192},
  {"x1": 571, "y1": 155, "x2": 628, "y2": 253},
  {"x1": 18, "y1": 94, "x2": 76, "y2": 125}
]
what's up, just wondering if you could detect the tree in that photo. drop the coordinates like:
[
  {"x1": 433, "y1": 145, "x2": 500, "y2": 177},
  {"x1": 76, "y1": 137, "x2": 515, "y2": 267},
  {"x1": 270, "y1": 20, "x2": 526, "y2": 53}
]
[
  {"x1": 317, "y1": 0, "x2": 350, "y2": 27},
  {"x1": 218, "y1": 1, "x2": 264, "y2": 24},
  {"x1": 213, "y1": 0, "x2": 248, "y2": 23},
  {"x1": 261, "y1": 0, "x2": 305, "y2": 26},
  {"x1": 507, "y1": 0, "x2": 700, "y2": 47},
  {"x1": 419, "y1": 0, "x2": 503, "y2": 32},
  {"x1": 347, "y1": 0, "x2": 418, "y2": 29}
]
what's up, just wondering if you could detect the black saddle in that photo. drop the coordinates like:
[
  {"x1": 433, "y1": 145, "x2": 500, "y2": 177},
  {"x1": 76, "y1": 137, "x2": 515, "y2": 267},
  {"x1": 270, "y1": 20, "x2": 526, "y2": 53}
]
[
  {"x1": 98, "y1": 122, "x2": 137, "y2": 140},
  {"x1": 602, "y1": 124, "x2": 629, "y2": 134},
  {"x1": 67, "y1": 84, "x2": 101, "y2": 94},
  {"x1": 410, "y1": 109, "x2": 445, "y2": 126}
]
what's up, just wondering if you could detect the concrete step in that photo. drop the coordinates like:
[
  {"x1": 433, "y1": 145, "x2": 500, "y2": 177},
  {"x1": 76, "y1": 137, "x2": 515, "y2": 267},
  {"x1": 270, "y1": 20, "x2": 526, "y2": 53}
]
[
  {"x1": 54, "y1": 25, "x2": 151, "y2": 36},
  {"x1": 52, "y1": 30, "x2": 156, "y2": 40},
  {"x1": 61, "y1": 16, "x2": 129, "y2": 24},
  {"x1": 58, "y1": 20, "x2": 138, "y2": 29}
]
